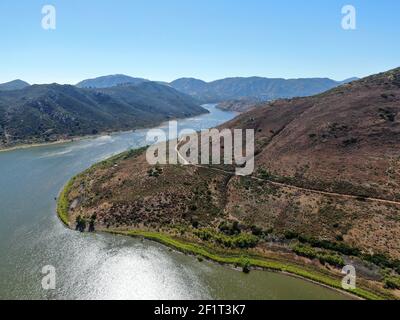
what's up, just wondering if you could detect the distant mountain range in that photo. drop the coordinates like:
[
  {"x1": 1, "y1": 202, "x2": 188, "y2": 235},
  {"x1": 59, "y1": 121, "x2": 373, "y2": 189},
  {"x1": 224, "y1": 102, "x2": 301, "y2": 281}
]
[
  {"x1": 71, "y1": 74, "x2": 358, "y2": 108},
  {"x1": 0, "y1": 73, "x2": 359, "y2": 148},
  {"x1": 0, "y1": 79, "x2": 30, "y2": 91},
  {"x1": 0, "y1": 81, "x2": 206, "y2": 149},
  {"x1": 1, "y1": 74, "x2": 358, "y2": 104},
  {"x1": 169, "y1": 77, "x2": 358, "y2": 104}
]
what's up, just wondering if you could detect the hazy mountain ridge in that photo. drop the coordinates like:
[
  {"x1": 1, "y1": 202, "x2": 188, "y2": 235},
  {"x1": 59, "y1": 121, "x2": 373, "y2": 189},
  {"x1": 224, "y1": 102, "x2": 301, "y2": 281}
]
[
  {"x1": 0, "y1": 82, "x2": 206, "y2": 148},
  {"x1": 75, "y1": 74, "x2": 358, "y2": 107},
  {"x1": 0, "y1": 80, "x2": 30, "y2": 91},
  {"x1": 169, "y1": 76, "x2": 355, "y2": 104},
  {"x1": 76, "y1": 74, "x2": 149, "y2": 88},
  {"x1": 0, "y1": 72, "x2": 362, "y2": 148}
]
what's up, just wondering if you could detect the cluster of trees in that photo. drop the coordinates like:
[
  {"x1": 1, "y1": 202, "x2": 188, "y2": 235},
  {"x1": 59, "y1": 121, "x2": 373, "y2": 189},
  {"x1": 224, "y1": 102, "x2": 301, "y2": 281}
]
[
  {"x1": 284, "y1": 231, "x2": 360, "y2": 256},
  {"x1": 218, "y1": 221, "x2": 241, "y2": 236},
  {"x1": 363, "y1": 253, "x2": 400, "y2": 274},
  {"x1": 75, "y1": 214, "x2": 96, "y2": 232},
  {"x1": 75, "y1": 215, "x2": 86, "y2": 232},
  {"x1": 194, "y1": 228, "x2": 259, "y2": 249},
  {"x1": 384, "y1": 276, "x2": 400, "y2": 290},
  {"x1": 293, "y1": 244, "x2": 345, "y2": 268},
  {"x1": 285, "y1": 230, "x2": 400, "y2": 277}
]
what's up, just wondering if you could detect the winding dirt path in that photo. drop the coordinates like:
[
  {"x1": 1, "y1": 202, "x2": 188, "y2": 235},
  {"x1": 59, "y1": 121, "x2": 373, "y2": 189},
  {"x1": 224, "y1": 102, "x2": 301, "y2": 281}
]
[{"x1": 175, "y1": 142, "x2": 400, "y2": 206}]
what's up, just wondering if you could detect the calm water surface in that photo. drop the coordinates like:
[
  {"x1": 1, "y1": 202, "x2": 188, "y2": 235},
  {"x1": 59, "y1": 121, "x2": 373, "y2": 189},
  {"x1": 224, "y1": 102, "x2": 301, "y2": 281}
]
[{"x1": 0, "y1": 105, "x2": 350, "y2": 300}]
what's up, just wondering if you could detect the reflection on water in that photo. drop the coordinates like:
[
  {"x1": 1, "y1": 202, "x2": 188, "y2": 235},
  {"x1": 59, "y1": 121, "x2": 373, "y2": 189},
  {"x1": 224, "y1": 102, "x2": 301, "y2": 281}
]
[{"x1": 0, "y1": 105, "x2": 350, "y2": 300}]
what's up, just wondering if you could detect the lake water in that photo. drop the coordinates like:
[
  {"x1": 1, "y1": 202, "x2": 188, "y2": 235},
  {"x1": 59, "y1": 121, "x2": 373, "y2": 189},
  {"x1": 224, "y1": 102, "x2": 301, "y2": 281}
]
[{"x1": 0, "y1": 105, "x2": 350, "y2": 300}]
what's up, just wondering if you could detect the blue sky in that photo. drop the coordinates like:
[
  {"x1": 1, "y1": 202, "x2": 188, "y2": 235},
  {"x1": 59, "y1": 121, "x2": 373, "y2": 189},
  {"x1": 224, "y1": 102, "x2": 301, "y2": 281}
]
[{"x1": 0, "y1": 0, "x2": 399, "y2": 84}]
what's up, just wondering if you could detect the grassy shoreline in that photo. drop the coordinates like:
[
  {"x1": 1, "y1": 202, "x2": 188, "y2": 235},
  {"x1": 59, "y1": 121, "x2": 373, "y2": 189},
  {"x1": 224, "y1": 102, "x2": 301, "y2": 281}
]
[{"x1": 104, "y1": 229, "x2": 386, "y2": 300}]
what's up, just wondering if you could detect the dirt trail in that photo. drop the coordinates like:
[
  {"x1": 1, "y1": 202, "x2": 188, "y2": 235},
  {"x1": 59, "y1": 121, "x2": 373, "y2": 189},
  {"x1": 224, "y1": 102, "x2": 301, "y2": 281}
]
[{"x1": 175, "y1": 143, "x2": 400, "y2": 206}]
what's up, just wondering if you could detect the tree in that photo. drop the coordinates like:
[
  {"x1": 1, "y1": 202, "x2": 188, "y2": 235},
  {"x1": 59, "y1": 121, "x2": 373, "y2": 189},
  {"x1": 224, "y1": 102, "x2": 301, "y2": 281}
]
[{"x1": 75, "y1": 215, "x2": 86, "y2": 232}]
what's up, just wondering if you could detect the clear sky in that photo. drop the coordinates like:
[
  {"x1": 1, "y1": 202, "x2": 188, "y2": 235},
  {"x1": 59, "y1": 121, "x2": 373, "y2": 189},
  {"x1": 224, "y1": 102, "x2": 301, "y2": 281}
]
[{"x1": 0, "y1": 0, "x2": 399, "y2": 84}]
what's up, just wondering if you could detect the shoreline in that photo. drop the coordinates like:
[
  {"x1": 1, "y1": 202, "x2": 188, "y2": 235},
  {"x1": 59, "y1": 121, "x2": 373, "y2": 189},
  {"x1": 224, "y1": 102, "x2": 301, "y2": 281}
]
[
  {"x1": 0, "y1": 106, "x2": 215, "y2": 153},
  {"x1": 0, "y1": 138, "x2": 75, "y2": 153},
  {"x1": 103, "y1": 230, "x2": 380, "y2": 300},
  {"x1": 0, "y1": 132, "x2": 114, "y2": 153}
]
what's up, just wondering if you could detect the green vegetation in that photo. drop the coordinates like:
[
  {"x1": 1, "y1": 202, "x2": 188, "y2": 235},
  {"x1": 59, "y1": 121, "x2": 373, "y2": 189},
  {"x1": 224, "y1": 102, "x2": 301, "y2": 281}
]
[
  {"x1": 88, "y1": 214, "x2": 97, "y2": 232},
  {"x1": 258, "y1": 168, "x2": 274, "y2": 180},
  {"x1": 285, "y1": 231, "x2": 360, "y2": 256},
  {"x1": 106, "y1": 229, "x2": 389, "y2": 300},
  {"x1": 75, "y1": 215, "x2": 87, "y2": 232},
  {"x1": 238, "y1": 256, "x2": 251, "y2": 273},
  {"x1": 363, "y1": 253, "x2": 400, "y2": 274},
  {"x1": 56, "y1": 177, "x2": 76, "y2": 226},
  {"x1": 194, "y1": 228, "x2": 259, "y2": 249},
  {"x1": 384, "y1": 276, "x2": 400, "y2": 290},
  {"x1": 379, "y1": 107, "x2": 396, "y2": 122},
  {"x1": 147, "y1": 164, "x2": 163, "y2": 177},
  {"x1": 285, "y1": 231, "x2": 400, "y2": 277},
  {"x1": 218, "y1": 221, "x2": 241, "y2": 235},
  {"x1": 293, "y1": 245, "x2": 345, "y2": 268},
  {"x1": 293, "y1": 244, "x2": 318, "y2": 259}
]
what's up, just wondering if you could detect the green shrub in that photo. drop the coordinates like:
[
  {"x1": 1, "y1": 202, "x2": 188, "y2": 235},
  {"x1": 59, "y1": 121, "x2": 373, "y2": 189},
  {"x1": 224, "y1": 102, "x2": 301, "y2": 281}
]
[
  {"x1": 251, "y1": 225, "x2": 263, "y2": 236},
  {"x1": 88, "y1": 214, "x2": 97, "y2": 232},
  {"x1": 318, "y1": 253, "x2": 345, "y2": 268},
  {"x1": 293, "y1": 245, "x2": 344, "y2": 267},
  {"x1": 384, "y1": 276, "x2": 400, "y2": 290},
  {"x1": 258, "y1": 169, "x2": 274, "y2": 180},
  {"x1": 218, "y1": 221, "x2": 241, "y2": 235},
  {"x1": 147, "y1": 163, "x2": 163, "y2": 177},
  {"x1": 194, "y1": 229, "x2": 212, "y2": 241},
  {"x1": 75, "y1": 215, "x2": 86, "y2": 232},
  {"x1": 284, "y1": 231, "x2": 359, "y2": 256},
  {"x1": 293, "y1": 244, "x2": 318, "y2": 259},
  {"x1": 239, "y1": 256, "x2": 251, "y2": 273},
  {"x1": 335, "y1": 235, "x2": 344, "y2": 241},
  {"x1": 363, "y1": 253, "x2": 400, "y2": 272},
  {"x1": 284, "y1": 230, "x2": 299, "y2": 240},
  {"x1": 194, "y1": 229, "x2": 259, "y2": 249},
  {"x1": 297, "y1": 235, "x2": 360, "y2": 256},
  {"x1": 290, "y1": 234, "x2": 399, "y2": 271}
]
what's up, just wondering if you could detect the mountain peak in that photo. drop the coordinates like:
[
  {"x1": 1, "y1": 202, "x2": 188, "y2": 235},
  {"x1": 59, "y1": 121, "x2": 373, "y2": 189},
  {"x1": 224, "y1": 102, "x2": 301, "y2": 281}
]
[
  {"x1": 0, "y1": 79, "x2": 30, "y2": 91},
  {"x1": 76, "y1": 74, "x2": 149, "y2": 88}
]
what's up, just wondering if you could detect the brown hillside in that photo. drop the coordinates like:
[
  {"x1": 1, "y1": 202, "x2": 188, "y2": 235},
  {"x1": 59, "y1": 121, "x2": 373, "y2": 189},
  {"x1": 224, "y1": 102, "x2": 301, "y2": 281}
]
[
  {"x1": 224, "y1": 67, "x2": 400, "y2": 201},
  {"x1": 62, "y1": 68, "x2": 400, "y2": 263}
]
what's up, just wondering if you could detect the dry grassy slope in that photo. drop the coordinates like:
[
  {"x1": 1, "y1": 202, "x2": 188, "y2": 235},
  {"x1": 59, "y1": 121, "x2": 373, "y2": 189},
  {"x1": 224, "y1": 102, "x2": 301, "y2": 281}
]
[
  {"x1": 223, "y1": 67, "x2": 400, "y2": 200},
  {"x1": 225, "y1": 175, "x2": 400, "y2": 258},
  {"x1": 67, "y1": 151, "x2": 230, "y2": 230},
  {"x1": 66, "y1": 68, "x2": 400, "y2": 259}
]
